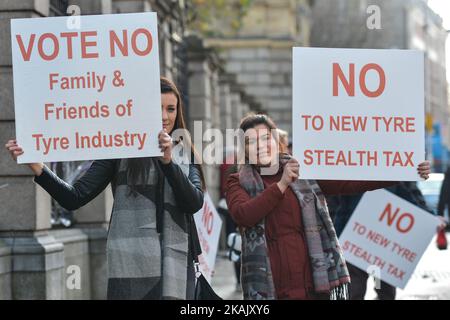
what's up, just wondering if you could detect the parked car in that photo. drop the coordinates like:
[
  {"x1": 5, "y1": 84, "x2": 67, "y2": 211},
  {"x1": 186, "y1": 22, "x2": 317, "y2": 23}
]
[{"x1": 417, "y1": 173, "x2": 445, "y2": 215}]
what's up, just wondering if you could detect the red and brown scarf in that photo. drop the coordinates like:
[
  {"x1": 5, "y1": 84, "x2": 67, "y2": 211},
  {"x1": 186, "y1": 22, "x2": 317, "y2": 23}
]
[{"x1": 238, "y1": 154, "x2": 350, "y2": 300}]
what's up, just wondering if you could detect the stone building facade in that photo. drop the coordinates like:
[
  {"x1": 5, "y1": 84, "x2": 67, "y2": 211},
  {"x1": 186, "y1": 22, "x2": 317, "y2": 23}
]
[
  {"x1": 310, "y1": 0, "x2": 449, "y2": 170},
  {"x1": 206, "y1": 0, "x2": 313, "y2": 135}
]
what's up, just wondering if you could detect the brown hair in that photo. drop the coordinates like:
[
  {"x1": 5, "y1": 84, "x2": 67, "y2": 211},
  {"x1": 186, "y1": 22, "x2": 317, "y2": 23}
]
[
  {"x1": 239, "y1": 113, "x2": 278, "y2": 133},
  {"x1": 160, "y1": 76, "x2": 187, "y2": 134},
  {"x1": 127, "y1": 77, "x2": 205, "y2": 190},
  {"x1": 277, "y1": 128, "x2": 289, "y2": 154}
]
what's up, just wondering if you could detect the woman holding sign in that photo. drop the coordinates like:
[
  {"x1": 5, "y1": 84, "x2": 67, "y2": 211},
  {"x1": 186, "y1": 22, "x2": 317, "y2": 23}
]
[
  {"x1": 225, "y1": 113, "x2": 430, "y2": 300},
  {"x1": 5, "y1": 77, "x2": 205, "y2": 300}
]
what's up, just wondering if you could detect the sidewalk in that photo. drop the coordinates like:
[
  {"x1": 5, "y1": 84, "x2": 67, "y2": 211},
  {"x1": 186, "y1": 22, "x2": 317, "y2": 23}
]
[
  {"x1": 367, "y1": 233, "x2": 450, "y2": 300},
  {"x1": 211, "y1": 234, "x2": 450, "y2": 300},
  {"x1": 211, "y1": 251, "x2": 243, "y2": 300}
]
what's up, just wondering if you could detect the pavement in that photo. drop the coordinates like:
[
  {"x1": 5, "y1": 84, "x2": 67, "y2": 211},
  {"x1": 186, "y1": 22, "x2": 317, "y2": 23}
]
[
  {"x1": 367, "y1": 233, "x2": 450, "y2": 300},
  {"x1": 211, "y1": 233, "x2": 450, "y2": 300},
  {"x1": 211, "y1": 252, "x2": 243, "y2": 300}
]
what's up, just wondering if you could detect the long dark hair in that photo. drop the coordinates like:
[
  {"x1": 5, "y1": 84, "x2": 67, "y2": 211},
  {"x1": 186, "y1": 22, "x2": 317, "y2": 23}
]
[{"x1": 127, "y1": 77, "x2": 205, "y2": 190}]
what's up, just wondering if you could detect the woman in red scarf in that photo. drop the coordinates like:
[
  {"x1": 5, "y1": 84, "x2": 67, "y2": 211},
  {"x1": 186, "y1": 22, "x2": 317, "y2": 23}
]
[{"x1": 226, "y1": 113, "x2": 430, "y2": 300}]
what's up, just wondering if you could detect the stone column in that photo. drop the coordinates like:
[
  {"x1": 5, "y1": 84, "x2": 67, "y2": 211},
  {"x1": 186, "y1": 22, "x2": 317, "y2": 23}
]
[
  {"x1": 219, "y1": 75, "x2": 233, "y2": 133},
  {"x1": 0, "y1": 0, "x2": 65, "y2": 300},
  {"x1": 69, "y1": 186, "x2": 113, "y2": 300},
  {"x1": 68, "y1": 0, "x2": 112, "y2": 14},
  {"x1": 186, "y1": 36, "x2": 222, "y2": 204}
]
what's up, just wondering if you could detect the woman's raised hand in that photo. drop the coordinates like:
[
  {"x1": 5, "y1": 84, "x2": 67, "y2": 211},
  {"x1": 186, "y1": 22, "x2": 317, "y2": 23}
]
[
  {"x1": 158, "y1": 130, "x2": 173, "y2": 164},
  {"x1": 277, "y1": 158, "x2": 299, "y2": 193},
  {"x1": 417, "y1": 161, "x2": 431, "y2": 180},
  {"x1": 5, "y1": 139, "x2": 44, "y2": 176}
]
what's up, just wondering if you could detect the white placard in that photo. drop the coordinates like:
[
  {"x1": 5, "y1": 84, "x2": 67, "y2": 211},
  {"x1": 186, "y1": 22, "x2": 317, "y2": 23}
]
[
  {"x1": 11, "y1": 13, "x2": 162, "y2": 163},
  {"x1": 293, "y1": 48, "x2": 424, "y2": 181},
  {"x1": 339, "y1": 189, "x2": 441, "y2": 289},
  {"x1": 194, "y1": 193, "x2": 223, "y2": 283}
]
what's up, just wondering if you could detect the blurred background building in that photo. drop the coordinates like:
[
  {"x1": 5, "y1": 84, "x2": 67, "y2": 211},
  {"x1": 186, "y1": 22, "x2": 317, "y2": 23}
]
[
  {"x1": 311, "y1": 0, "x2": 450, "y2": 172},
  {"x1": 0, "y1": 0, "x2": 448, "y2": 299},
  {"x1": 205, "y1": 0, "x2": 313, "y2": 134}
]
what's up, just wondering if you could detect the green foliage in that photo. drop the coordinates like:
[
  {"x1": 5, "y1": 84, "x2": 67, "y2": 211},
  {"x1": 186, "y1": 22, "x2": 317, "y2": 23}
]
[{"x1": 188, "y1": 0, "x2": 254, "y2": 36}]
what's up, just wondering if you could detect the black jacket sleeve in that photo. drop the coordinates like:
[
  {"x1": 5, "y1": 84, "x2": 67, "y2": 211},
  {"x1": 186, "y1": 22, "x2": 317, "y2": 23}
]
[
  {"x1": 160, "y1": 161, "x2": 204, "y2": 215},
  {"x1": 438, "y1": 168, "x2": 450, "y2": 217},
  {"x1": 34, "y1": 159, "x2": 118, "y2": 211}
]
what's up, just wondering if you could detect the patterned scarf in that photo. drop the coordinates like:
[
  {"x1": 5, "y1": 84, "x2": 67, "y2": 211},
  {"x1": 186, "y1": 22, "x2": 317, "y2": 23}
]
[
  {"x1": 239, "y1": 154, "x2": 350, "y2": 300},
  {"x1": 106, "y1": 151, "x2": 194, "y2": 300}
]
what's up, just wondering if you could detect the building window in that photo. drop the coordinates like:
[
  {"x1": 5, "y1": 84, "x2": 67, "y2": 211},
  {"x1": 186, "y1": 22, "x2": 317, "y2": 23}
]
[
  {"x1": 49, "y1": 0, "x2": 69, "y2": 16},
  {"x1": 48, "y1": 0, "x2": 79, "y2": 228}
]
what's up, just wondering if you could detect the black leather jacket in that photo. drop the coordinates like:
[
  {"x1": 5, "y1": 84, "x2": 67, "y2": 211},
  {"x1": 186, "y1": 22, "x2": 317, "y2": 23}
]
[
  {"x1": 34, "y1": 159, "x2": 204, "y2": 213},
  {"x1": 34, "y1": 159, "x2": 204, "y2": 256}
]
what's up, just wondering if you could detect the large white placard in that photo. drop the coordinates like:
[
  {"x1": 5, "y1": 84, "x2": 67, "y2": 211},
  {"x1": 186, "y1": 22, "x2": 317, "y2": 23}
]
[
  {"x1": 11, "y1": 12, "x2": 162, "y2": 163},
  {"x1": 293, "y1": 48, "x2": 424, "y2": 181},
  {"x1": 339, "y1": 189, "x2": 440, "y2": 289},
  {"x1": 194, "y1": 193, "x2": 223, "y2": 283}
]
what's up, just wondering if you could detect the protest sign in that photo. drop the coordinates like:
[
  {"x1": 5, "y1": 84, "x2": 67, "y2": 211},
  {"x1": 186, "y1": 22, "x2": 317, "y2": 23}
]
[
  {"x1": 293, "y1": 48, "x2": 424, "y2": 180},
  {"x1": 11, "y1": 12, "x2": 162, "y2": 163},
  {"x1": 339, "y1": 189, "x2": 441, "y2": 288},
  {"x1": 194, "y1": 193, "x2": 223, "y2": 283}
]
